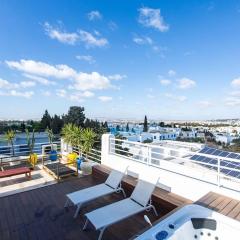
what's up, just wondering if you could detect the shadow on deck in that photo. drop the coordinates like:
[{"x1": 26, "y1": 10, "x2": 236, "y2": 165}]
[{"x1": 0, "y1": 169, "x2": 175, "y2": 240}]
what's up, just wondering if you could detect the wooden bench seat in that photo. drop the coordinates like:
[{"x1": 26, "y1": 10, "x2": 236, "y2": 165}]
[
  {"x1": 92, "y1": 164, "x2": 192, "y2": 210},
  {"x1": 0, "y1": 167, "x2": 31, "y2": 179}
]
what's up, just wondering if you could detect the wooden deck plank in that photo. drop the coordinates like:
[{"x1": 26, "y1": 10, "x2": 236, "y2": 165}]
[
  {"x1": 220, "y1": 199, "x2": 240, "y2": 216},
  {"x1": 0, "y1": 170, "x2": 181, "y2": 240},
  {"x1": 196, "y1": 191, "x2": 240, "y2": 221},
  {"x1": 228, "y1": 202, "x2": 240, "y2": 219}
]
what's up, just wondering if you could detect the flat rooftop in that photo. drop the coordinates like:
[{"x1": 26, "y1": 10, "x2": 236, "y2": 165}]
[
  {"x1": 0, "y1": 171, "x2": 163, "y2": 240},
  {"x1": 1, "y1": 165, "x2": 240, "y2": 240}
]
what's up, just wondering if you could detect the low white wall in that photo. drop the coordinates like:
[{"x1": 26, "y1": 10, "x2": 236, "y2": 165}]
[{"x1": 101, "y1": 134, "x2": 240, "y2": 201}]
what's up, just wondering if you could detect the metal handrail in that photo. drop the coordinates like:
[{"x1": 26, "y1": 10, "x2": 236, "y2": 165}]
[{"x1": 110, "y1": 138, "x2": 240, "y2": 189}]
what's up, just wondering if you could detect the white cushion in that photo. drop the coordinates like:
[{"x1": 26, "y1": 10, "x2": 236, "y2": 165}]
[
  {"x1": 105, "y1": 170, "x2": 124, "y2": 189},
  {"x1": 67, "y1": 184, "x2": 114, "y2": 205},
  {"x1": 130, "y1": 180, "x2": 156, "y2": 207},
  {"x1": 86, "y1": 198, "x2": 143, "y2": 230}
]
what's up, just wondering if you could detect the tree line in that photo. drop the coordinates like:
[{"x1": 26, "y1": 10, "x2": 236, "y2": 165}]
[{"x1": 0, "y1": 106, "x2": 109, "y2": 136}]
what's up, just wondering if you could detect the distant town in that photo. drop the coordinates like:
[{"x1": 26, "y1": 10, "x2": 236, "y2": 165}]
[{"x1": 1, "y1": 106, "x2": 240, "y2": 152}]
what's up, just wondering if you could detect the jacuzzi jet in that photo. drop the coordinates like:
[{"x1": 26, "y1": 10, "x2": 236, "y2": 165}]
[{"x1": 155, "y1": 230, "x2": 168, "y2": 240}]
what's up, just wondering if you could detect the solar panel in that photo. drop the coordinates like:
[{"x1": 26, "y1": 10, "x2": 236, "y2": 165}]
[
  {"x1": 228, "y1": 170, "x2": 240, "y2": 178},
  {"x1": 205, "y1": 148, "x2": 216, "y2": 154},
  {"x1": 227, "y1": 153, "x2": 238, "y2": 159},
  {"x1": 190, "y1": 155, "x2": 199, "y2": 160},
  {"x1": 212, "y1": 149, "x2": 222, "y2": 156},
  {"x1": 209, "y1": 159, "x2": 217, "y2": 165},
  {"x1": 190, "y1": 146, "x2": 240, "y2": 180},
  {"x1": 197, "y1": 156, "x2": 206, "y2": 161},
  {"x1": 220, "y1": 168, "x2": 231, "y2": 175},
  {"x1": 199, "y1": 147, "x2": 209, "y2": 153},
  {"x1": 219, "y1": 151, "x2": 229, "y2": 157}
]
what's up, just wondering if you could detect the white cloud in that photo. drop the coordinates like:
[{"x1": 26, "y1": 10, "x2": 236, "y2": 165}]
[
  {"x1": 44, "y1": 22, "x2": 79, "y2": 45},
  {"x1": 19, "y1": 81, "x2": 36, "y2": 88},
  {"x1": 168, "y1": 69, "x2": 176, "y2": 77},
  {"x1": 56, "y1": 89, "x2": 67, "y2": 98},
  {"x1": 160, "y1": 79, "x2": 171, "y2": 86},
  {"x1": 71, "y1": 72, "x2": 112, "y2": 91},
  {"x1": 43, "y1": 22, "x2": 108, "y2": 48},
  {"x1": 78, "y1": 30, "x2": 108, "y2": 48},
  {"x1": 138, "y1": 7, "x2": 169, "y2": 32},
  {"x1": 0, "y1": 90, "x2": 34, "y2": 98},
  {"x1": 41, "y1": 90, "x2": 51, "y2": 96},
  {"x1": 165, "y1": 93, "x2": 187, "y2": 102},
  {"x1": 133, "y1": 36, "x2": 153, "y2": 45},
  {"x1": 6, "y1": 59, "x2": 117, "y2": 91},
  {"x1": 76, "y1": 55, "x2": 95, "y2": 64},
  {"x1": 147, "y1": 94, "x2": 155, "y2": 99},
  {"x1": 225, "y1": 91, "x2": 240, "y2": 106},
  {"x1": 225, "y1": 97, "x2": 240, "y2": 106},
  {"x1": 198, "y1": 100, "x2": 213, "y2": 108},
  {"x1": 82, "y1": 91, "x2": 95, "y2": 98},
  {"x1": 6, "y1": 59, "x2": 75, "y2": 79},
  {"x1": 177, "y1": 78, "x2": 196, "y2": 89},
  {"x1": 23, "y1": 73, "x2": 56, "y2": 85},
  {"x1": 0, "y1": 78, "x2": 35, "y2": 89},
  {"x1": 56, "y1": 89, "x2": 94, "y2": 102},
  {"x1": 98, "y1": 96, "x2": 112, "y2": 102},
  {"x1": 87, "y1": 11, "x2": 102, "y2": 21},
  {"x1": 108, "y1": 74, "x2": 127, "y2": 80},
  {"x1": 231, "y1": 77, "x2": 240, "y2": 88}
]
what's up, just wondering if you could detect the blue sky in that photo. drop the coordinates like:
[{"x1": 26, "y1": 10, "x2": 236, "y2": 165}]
[{"x1": 1, "y1": 0, "x2": 240, "y2": 120}]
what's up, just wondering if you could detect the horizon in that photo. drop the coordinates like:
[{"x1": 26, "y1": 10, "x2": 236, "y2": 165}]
[{"x1": 1, "y1": 1, "x2": 240, "y2": 120}]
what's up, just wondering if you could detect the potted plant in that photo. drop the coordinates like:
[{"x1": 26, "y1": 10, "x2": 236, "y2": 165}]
[
  {"x1": 5, "y1": 129, "x2": 16, "y2": 156},
  {"x1": 26, "y1": 129, "x2": 37, "y2": 167},
  {"x1": 46, "y1": 128, "x2": 57, "y2": 161},
  {"x1": 71, "y1": 125, "x2": 84, "y2": 170},
  {"x1": 61, "y1": 124, "x2": 79, "y2": 166},
  {"x1": 80, "y1": 128, "x2": 96, "y2": 175}
]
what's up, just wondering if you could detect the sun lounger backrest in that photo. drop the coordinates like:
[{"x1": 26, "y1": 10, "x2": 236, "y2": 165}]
[
  {"x1": 105, "y1": 170, "x2": 124, "y2": 189},
  {"x1": 130, "y1": 180, "x2": 156, "y2": 207}
]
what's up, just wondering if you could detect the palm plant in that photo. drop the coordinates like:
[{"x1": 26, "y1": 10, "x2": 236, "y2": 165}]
[
  {"x1": 46, "y1": 127, "x2": 58, "y2": 161},
  {"x1": 61, "y1": 123, "x2": 75, "y2": 146},
  {"x1": 5, "y1": 129, "x2": 16, "y2": 156},
  {"x1": 71, "y1": 125, "x2": 83, "y2": 156},
  {"x1": 26, "y1": 129, "x2": 35, "y2": 154},
  {"x1": 81, "y1": 128, "x2": 96, "y2": 161},
  {"x1": 26, "y1": 129, "x2": 37, "y2": 166},
  {"x1": 46, "y1": 127, "x2": 54, "y2": 150}
]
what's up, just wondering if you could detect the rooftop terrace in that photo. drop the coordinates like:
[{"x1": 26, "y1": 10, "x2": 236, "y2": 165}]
[
  {"x1": 1, "y1": 165, "x2": 240, "y2": 240},
  {"x1": 1, "y1": 134, "x2": 240, "y2": 239}
]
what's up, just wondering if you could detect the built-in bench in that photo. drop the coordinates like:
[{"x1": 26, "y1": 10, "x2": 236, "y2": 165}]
[
  {"x1": 92, "y1": 164, "x2": 192, "y2": 212},
  {"x1": 0, "y1": 167, "x2": 31, "y2": 179}
]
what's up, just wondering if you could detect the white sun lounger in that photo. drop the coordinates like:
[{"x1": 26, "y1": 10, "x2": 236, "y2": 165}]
[
  {"x1": 64, "y1": 168, "x2": 127, "y2": 218},
  {"x1": 83, "y1": 179, "x2": 158, "y2": 240}
]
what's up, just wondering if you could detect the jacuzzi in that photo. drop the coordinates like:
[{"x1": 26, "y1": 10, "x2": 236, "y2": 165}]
[{"x1": 135, "y1": 204, "x2": 240, "y2": 240}]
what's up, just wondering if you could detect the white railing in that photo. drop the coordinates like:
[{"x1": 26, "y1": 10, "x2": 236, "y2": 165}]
[
  {"x1": 0, "y1": 141, "x2": 61, "y2": 164},
  {"x1": 72, "y1": 146, "x2": 101, "y2": 163},
  {"x1": 110, "y1": 138, "x2": 240, "y2": 191}
]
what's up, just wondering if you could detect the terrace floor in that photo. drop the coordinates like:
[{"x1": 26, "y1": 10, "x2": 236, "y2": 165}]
[
  {"x1": 0, "y1": 173, "x2": 168, "y2": 240},
  {"x1": 0, "y1": 165, "x2": 56, "y2": 197},
  {"x1": 1, "y1": 165, "x2": 240, "y2": 240},
  {"x1": 196, "y1": 191, "x2": 240, "y2": 221}
]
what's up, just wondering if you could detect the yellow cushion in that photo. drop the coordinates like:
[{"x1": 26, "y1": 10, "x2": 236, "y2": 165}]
[{"x1": 67, "y1": 152, "x2": 78, "y2": 164}]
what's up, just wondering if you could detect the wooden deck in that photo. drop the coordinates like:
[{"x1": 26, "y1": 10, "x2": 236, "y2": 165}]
[
  {"x1": 196, "y1": 191, "x2": 240, "y2": 221},
  {"x1": 1, "y1": 164, "x2": 240, "y2": 240},
  {"x1": 0, "y1": 165, "x2": 187, "y2": 240}
]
